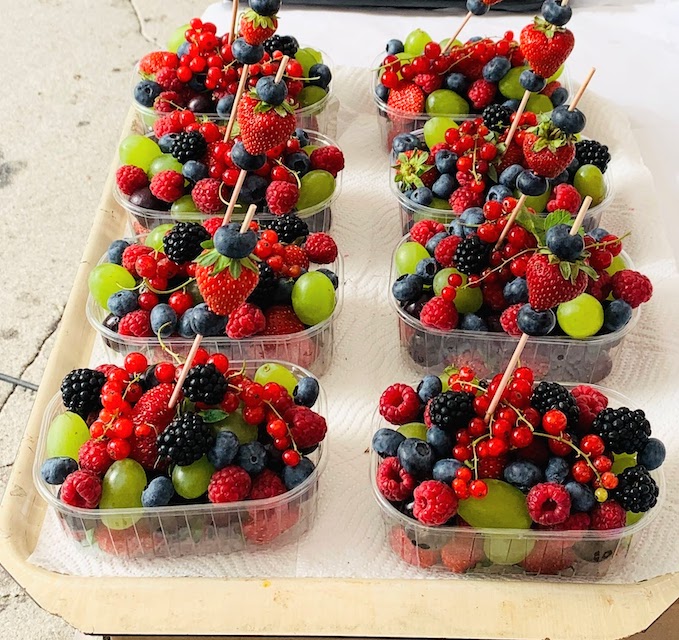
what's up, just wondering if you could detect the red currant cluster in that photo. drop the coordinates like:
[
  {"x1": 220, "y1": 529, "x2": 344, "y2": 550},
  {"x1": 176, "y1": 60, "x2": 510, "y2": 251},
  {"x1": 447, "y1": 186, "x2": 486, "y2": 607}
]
[
  {"x1": 584, "y1": 233, "x2": 623, "y2": 271},
  {"x1": 253, "y1": 228, "x2": 304, "y2": 278}
]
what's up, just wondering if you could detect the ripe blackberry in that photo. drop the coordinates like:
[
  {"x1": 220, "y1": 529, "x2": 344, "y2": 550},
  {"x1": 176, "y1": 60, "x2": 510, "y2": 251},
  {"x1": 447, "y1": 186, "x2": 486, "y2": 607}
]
[
  {"x1": 157, "y1": 413, "x2": 215, "y2": 466},
  {"x1": 162, "y1": 221, "x2": 211, "y2": 264},
  {"x1": 575, "y1": 140, "x2": 611, "y2": 174},
  {"x1": 428, "y1": 391, "x2": 475, "y2": 433},
  {"x1": 531, "y1": 381, "x2": 579, "y2": 428},
  {"x1": 60, "y1": 368, "x2": 106, "y2": 417},
  {"x1": 247, "y1": 262, "x2": 277, "y2": 308},
  {"x1": 182, "y1": 363, "x2": 227, "y2": 405},
  {"x1": 170, "y1": 131, "x2": 207, "y2": 163},
  {"x1": 612, "y1": 466, "x2": 659, "y2": 513},
  {"x1": 591, "y1": 407, "x2": 651, "y2": 454},
  {"x1": 482, "y1": 104, "x2": 513, "y2": 133},
  {"x1": 262, "y1": 213, "x2": 309, "y2": 243},
  {"x1": 263, "y1": 34, "x2": 299, "y2": 57},
  {"x1": 453, "y1": 235, "x2": 491, "y2": 275}
]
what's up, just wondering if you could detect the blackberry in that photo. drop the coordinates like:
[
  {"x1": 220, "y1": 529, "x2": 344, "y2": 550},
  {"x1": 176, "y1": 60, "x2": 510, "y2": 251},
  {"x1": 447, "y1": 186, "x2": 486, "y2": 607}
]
[
  {"x1": 262, "y1": 213, "x2": 309, "y2": 243},
  {"x1": 591, "y1": 407, "x2": 651, "y2": 454},
  {"x1": 575, "y1": 139, "x2": 611, "y2": 174},
  {"x1": 182, "y1": 363, "x2": 227, "y2": 405},
  {"x1": 482, "y1": 104, "x2": 512, "y2": 133},
  {"x1": 612, "y1": 466, "x2": 659, "y2": 513},
  {"x1": 60, "y1": 368, "x2": 106, "y2": 417},
  {"x1": 263, "y1": 34, "x2": 299, "y2": 57},
  {"x1": 162, "y1": 221, "x2": 210, "y2": 264},
  {"x1": 247, "y1": 262, "x2": 277, "y2": 308},
  {"x1": 157, "y1": 413, "x2": 215, "y2": 466},
  {"x1": 170, "y1": 131, "x2": 207, "y2": 163},
  {"x1": 428, "y1": 391, "x2": 475, "y2": 433},
  {"x1": 531, "y1": 381, "x2": 579, "y2": 428},
  {"x1": 453, "y1": 235, "x2": 491, "y2": 275}
]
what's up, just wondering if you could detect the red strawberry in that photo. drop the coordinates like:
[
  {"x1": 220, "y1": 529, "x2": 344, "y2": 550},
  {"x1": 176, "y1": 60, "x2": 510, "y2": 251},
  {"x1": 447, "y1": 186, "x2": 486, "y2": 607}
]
[
  {"x1": 497, "y1": 139, "x2": 525, "y2": 173},
  {"x1": 263, "y1": 305, "x2": 305, "y2": 335},
  {"x1": 387, "y1": 83, "x2": 425, "y2": 115},
  {"x1": 520, "y1": 18, "x2": 575, "y2": 79},
  {"x1": 522, "y1": 129, "x2": 575, "y2": 179},
  {"x1": 239, "y1": 10, "x2": 277, "y2": 46},
  {"x1": 131, "y1": 382, "x2": 176, "y2": 434},
  {"x1": 237, "y1": 94, "x2": 296, "y2": 155},
  {"x1": 129, "y1": 433, "x2": 167, "y2": 471},
  {"x1": 525, "y1": 254, "x2": 588, "y2": 311},
  {"x1": 195, "y1": 254, "x2": 260, "y2": 316}
]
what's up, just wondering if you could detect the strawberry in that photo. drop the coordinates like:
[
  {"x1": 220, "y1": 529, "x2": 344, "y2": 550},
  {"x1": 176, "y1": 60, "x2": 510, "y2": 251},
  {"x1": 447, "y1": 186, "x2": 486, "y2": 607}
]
[
  {"x1": 129, "y1": 433, "x2": 167, "y2": 471},
  {"x1": 522, "y1": 119, "x2": 575, "y2": 179},
  {"x1": 263, "y1": 305, "x2": 305, "y2": 335},
  {"x1": 195, "y1": 251, "x2": 260, "y2": 316},
  {"x1": 387, "y1": 83, "x2": 425, "y2": 115},
  {"x1": 525, "y1": 253, "x2": 588, "y2": 311},
  {"x1": 237, "y1": 94, "x2": 296, "y2": 155},
  {"x1": 520, "y1": 18, "x2": 575, "y2": 79},
  {"x1": 239, "y1": 10, "x2": 277, "y2": 46},
  {"x1": 139, "y1": 51, "x2": 167, "y2": 75},
  {"x1": 496, "y1": 139, "x2": 525, "y2": 173},
  {"x1": 131, "y1": 382, "x2": 176, "y2": 434}
]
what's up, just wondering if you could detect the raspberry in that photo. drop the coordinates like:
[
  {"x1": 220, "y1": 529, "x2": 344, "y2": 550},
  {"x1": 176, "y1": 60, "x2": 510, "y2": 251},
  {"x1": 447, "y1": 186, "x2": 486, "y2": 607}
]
[
  {"x1": 129, "y1": 433, "x2": 168, "y2": 471},
  {"x1": 379, "y1": 383, "x2": 421, "y2": 425},
  {"x1": 410, "y1": 220, "x2": 446, "y2": 246},
  {"x1": 526, "y1": 482, "x2": 572, "y2": 525},
  {"x1": 389, "y1": 526, "x2": 439, "y2": 568},
  {"x1": 376, "y1": 457, "x2": 416, "y2": 501},
  {"x1": 139, "y1": 51, "x2": 167, "y2": 74},
  {"x1": 500, "y1": 303, "x2": 523, "y2": 337},
  {"x1": 467, "y1": 78, "x2": 496, "y2": 110},
  {"x1": 263, "y1": 305, "x2": 305, "y2": 335},
  {"x1": 121, "y1": 243, "x2": 153, "y2": 274},
  {"x1": 284, "y1": 405, "x2": 327, "y2": 448},
  {"x1": 95, "y1": 523, "x2": 156, "y2": 557},
  {"x1": 243, "y1": 507, "x2": 299, "y2": 544},
  {"x1": 413, "y1": 480, "x2": 458, "y2": 526},
  {"x1": 149, "y1": 170, "x2": 184, "y2": 202},
  {"x1": 571, "y1": 385, "x2": 608, "y2": 431},
  {"x1": 434, "y1": 234, "x2": 462, "y2": 267},
  {"x1": 420, "y1": 297, "x2": 458, "y2": 331},
  {"x1": 283, "y1": 244, "x2": 309, "y2": 270},
  {"x1": 78, "y1": 440, "x2": 113, "y2": 476},
  {"x1": 413, "y1": 72, "x2": 443, "y2": 94},
  {"x1": 226, "y1": 302, "x2": 266, "y2": 339},
  {"x1": 203, "y1": 217, "x2": 223, "y2": 236},
  {"x1": 155, "y1": 66, "x2": 185, "y2": 92},
  {"x1": 309, "y1": 146, "x2": 345, "y2": 177},
  {"x1": 543, "y1": 512, "x2": 591, "y2": 533},
  {"x1": 477, "y1": 455, "x2": 507, "y2": 479},
  {"x1": 192, "y1": 178, "x2": 224, "y2": 214},
  {"x1": 249, "y1": 469, "x2": 287, "y2": 500},
  {"x1": 440, "y1": 536, "x2": 484, "y2": 573},
  {"x1": 304, "y1": 233, "x2": 338, "y2": 264},
  {"x1": 118, "y1": 309, "x2": 153, "y2": 337},
  {"x1": 429, "y1": 142, "x2": 452, "y2": 158},
  {"x1": 115, "y1": 165, "x2": 148, "y2": 196},
  {"x1": 586, "y1": 270, "x2": 612, "y2": 302},
  {"x1": 611, "y1": 270, "x2": 653, "y2": 308},
  {"x1": 131, "y1": 383, "x2": 176, "y2": 435},
  {"x1": 208, "y1": 466, "x2": 252, "y2": 503},
  {"x1": 520, "y1": 540, "x2": 575, "y2": 575},
  {"x1": 482, "y1": 282, "x2": 507, "y2": 311},
  {"x1": 546, "y1": 183, "x2": 582, "y2": 214},
  {"x1": 590, "y1": 500, "x2": 626, "y2": 530},
  {"x1": 60, "y1": 470, "x2": 102, "y2": 509},
  {"x1": 449, "y1": 186, "x2": 484, "y2": 214},
  {"x1": 266, "y1": 181, "x2": 299, "y2": 215},
  {"x1": 153, "y1": 113, "x2": 183, "y2": 138},
  {"x1": 497, "y1": 139, "x2": 525, "y2": 173},
  {"x1": 154, "y1": 90, "x2": 182, "y2": 113},
  {"x1": 541, "y1": 80, "x2": 562, "y2": 98}
]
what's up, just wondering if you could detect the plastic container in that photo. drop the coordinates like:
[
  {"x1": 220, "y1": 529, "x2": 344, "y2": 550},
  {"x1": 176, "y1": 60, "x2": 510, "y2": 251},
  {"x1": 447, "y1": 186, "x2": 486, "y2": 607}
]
[
  {"x1": 389, "y1": 129, "x2": 614, "y2": 236},
  {"x1": 371, "y1": 385, "x2": 664, "y2": 579},
  {"x1": 87, "y1": 241, "x2": 343, "y2": 376},
  {"x1": 390, "y1": 236, "x2": 639, "y2": 383},
  {"x1": 34, "y1": 359, "x2": 327, "y2": 560},
  {"x1": 114, "y1": 129, "x2": 341, "y2": 235}
]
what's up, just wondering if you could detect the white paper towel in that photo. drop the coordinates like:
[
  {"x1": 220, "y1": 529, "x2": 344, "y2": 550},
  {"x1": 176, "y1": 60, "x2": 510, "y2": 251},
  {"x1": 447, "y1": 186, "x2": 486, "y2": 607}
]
[{"x1": 29, "y1": 67, "x2": 679, "y2": 583}]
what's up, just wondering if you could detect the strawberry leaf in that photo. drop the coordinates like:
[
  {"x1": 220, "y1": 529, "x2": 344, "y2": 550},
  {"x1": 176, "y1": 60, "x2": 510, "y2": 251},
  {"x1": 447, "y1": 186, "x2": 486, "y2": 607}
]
[
  {"x1": 487, "y1": 165, "x2": 498, "y2": 183},
  {"x1": 195, "y1": 249, "x2": 220, "y2": 268},
  {"x1": 559, "y1": 261, "x2": 572, "y2": 281},
  {"x1": 212, "y1": 255, "x2": 231, "y2": 276},
  {"x1": 241, "y1": 256, "x2": 259, "y2": 273},
  {"x1": 227, "y1": 258, "x2": 242, "y2": 279},
  {"x1": 544, "y1": 210, "x2": 572, "y2": 231},
  {"x1": 200, "y1": 239, "x2": 214, "y2": 250},
  {"x1": 579, "y1": 264, "x2": 599, "y2": 280},
  {"x1": 199, "y1": 409, "x2": 229, "y2": 423}
]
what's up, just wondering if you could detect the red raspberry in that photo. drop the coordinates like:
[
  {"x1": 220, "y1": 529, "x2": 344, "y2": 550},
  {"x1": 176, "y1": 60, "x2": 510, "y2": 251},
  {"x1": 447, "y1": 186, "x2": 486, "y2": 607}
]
[
  {"x1": 128, "y1": 433, "x2": 168, "y2": 471},
  {"x1": 118, "y1": 309, "x2": 153, "y2": 337},
  {"x1": 155, "y1": 66, "x2": 185, "y2": 92},
  {"x1": 243, "y1": 507, "x2": 299, "y2": 544},
  {"x1": 571, "y1": 385, "x2": 608, "y2": 432},
  {"x1": 154, "y1": 90, "x2": 183, "y2": 113},
  {"x1": 586, "y1": 270, "x2": 612, "y2": 302},
  {"x1": 203, "y1": 217, "x2": 223, "y2": 236},
  {"x1": 500, "y1": 303, "x2": 523, "y2": 337},
  {"x1": 263, "y1": 305, "x2": 305, "y2": 335},
  {"x1": 429, "y1": 142, "x2": 452, "y2": 158},
  {"x1": 153, "y1": 113, "x2": 183, "y2": 138},
  {"x1": 309, "y1": 146, "x2": 345, "y2": 177},
  {"x1": 413, "y1": 72, "x2": 443, "y2": 95},
  {"x1": 60, "y1": 470, "x2": 102, "y2": 509},
  {"x1": 149, "y1": 170, "x2": 184, "y2": 203},
  {"x1": 208, "y1": 466, "x2": 252, "y2": 503},
  {"x1": 477, "y1": 455, "x2": 507, "y2": 479},
  {"x1": 467, "y1": 79, "x2": 497, "y2": 109},
  {"x1": 131, "y1": 382, "x2": 176, "y2": 435},
  {"x1": 389, "y1": 526, "x2": 439, "y2": 568},
  {"x1": 449, "y1": 186, "x2": 484, "y2": 214},
  {"x1": 541, "y1": 80, "x2": 562, "y2": 98},
  {"x1": 546, "y1": 183, "x2": 582, "y2": 214},
  {"x1": 434, "y1": 234, "x2": 462, "y2": 267},
  {"x1": 376, "y1": 457, "x2": 416, "y2": 502},
  {"x1": 379, "y1": 383, "x2": 421, "y2": 425},
  {"x1": 266, "y1": 181, "x2": 299, "y2": 215},
  {"x1": 413, "y1": 480, "x2": 458, "y2": 526},
  {"x1": 192, "y1": 178, "x2": 223, "y2": 214},
  {"x1": 249, "y1": 469, "x2": 287, "y2": 500},
  {"x1": 420, "y1": 297, "x2": 458, "y2": 331},
  {"x1": 482, "y1": 282, "x2": 507, "y2": 312},
  {"x1": 115, "y1": 165, "x2": 149, "y2": 196},
  {"x1": 590, "y1": 500, "x2": 626, "y2": 530},
  {"x1": 284, "y1": 405, "x2": 327, "y2": 448},
  {"x1": 78, "y1": 439, "x2": 113, "y2": 476},
  {"x1": 519, "y1": 438, "x2": 551, "y2": 466},
  {"x1": 95, "y1": 364, "x2": 117, "y2": 376},
  {"x1": 283, "y1": 244, "x2": 310, "y2": 270},
  {"x1": 304, "y1": 232, "x2": 338, "y2": 264},
  {"x1": 611, "y1": 270, "x2": 653, "y2": 308},
  {"x1": 95, "y1": 523, "x2": 156, "y2": 557},
  {"x1": 411, "y1": 219, "x2": 445, "y2": 246},
  {"x1": 520, "y1": 540, "x2": 575, "y2": 575},
  {"x1": 441, "y1": 535, "x2": 485, "y2": 573},
  {"x1": 139, "y1": 51, "x2": 167, "y2": 74},
  {"x1": 543, "y1": 512, "x2": 591, "y2": 532},
  {"x1": 497, "y1": 139, "x2": 525, "y2": 173},
  {"x1": 226, "y1": 303, "x2": 266, "y2": 339},
  {"x1": 526, "y1": 482, "x2": 572, "y2": 525}
]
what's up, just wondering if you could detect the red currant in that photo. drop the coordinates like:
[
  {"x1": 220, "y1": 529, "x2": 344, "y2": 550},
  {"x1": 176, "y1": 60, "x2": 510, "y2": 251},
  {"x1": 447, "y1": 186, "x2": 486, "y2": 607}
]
[
  {"x1": 168, "y1": 291, "x2": 194, "y2": 316},
  {"x1": 452, "y1": 478, "x2": 470, "y2": 500},
  {"x1": 107, "y1": 438, "x2": 131, "y2": 461},
  {"x1": 207, "y1": 353, "x2": 230, "y2": 374},
  {"x1": 542, "y1": 409, "x2": 567, "y2": 435},
  {"x1": 593, "y1": 455, "x2": 612, "y2": 473},
  {"x1": 510, "y1": 426, "x2": 534, "y2": 448},
  {"x1": 469, "y1": 479, "x2": 488, "y2": 498},
  {"x1": 154, "y1": 362, "x2": 176, "y2": 384},
  {"x1": 572, "y1": 460, "x2": 594, "y2": 483},
  {"x1": 282, "y1": 449, "x2": 301, "y2": 466},
  {"x1": 243, "y1": 404, "x2": 266, "y2": 425},
  {"x1": 424, "y1": 41, "x2": 442, "y2": 59},
  {"x1": 601, "y1": 472, "x2": 618, "y2": 490},
  {"x1": 112, "y1": 417, "x2": 134, "y2": 439},
  {"x1": 124, "y1": 352, "x2": 148, "y2": 375}
]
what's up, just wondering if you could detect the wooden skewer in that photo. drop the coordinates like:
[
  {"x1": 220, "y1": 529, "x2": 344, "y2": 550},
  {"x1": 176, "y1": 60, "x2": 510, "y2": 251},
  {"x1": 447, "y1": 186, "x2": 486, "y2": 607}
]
[
  {"x1": 442, "y1": 11, "x2": 473, "y2": 55},
  {"x1": 239, "y1": 204, "x2": 257, "y2": 233},
  {"x1": 275, "y1": 55, "x2": 290, "y2": 83},
  {"x1": 228, "y1": 0, "x2": 240, "y2": 44},
  {"x1": 494, "y1": 194, "x2": 527, "y2": 250},
  {"x1": 223, "y1": 170, "x2": 248, "y2": 226},
  {"x1": 568, "y1": 67, "x2": 596, "y2": 112},
  {"x1": 504, "y1": 90, "x2": 531, "y2": 150},
  {"x1": 561, "y1": 0, "x2": 570, "y2": 6},
  {"x1": 223, "y1": 63, "x2": 250, "y2": 141},
  {"x1": 484, "y1": 333, "x2": 529, "y2": 422},
  {"x1": 569, "y1": 196, "x2": 593, "y2": 236}
]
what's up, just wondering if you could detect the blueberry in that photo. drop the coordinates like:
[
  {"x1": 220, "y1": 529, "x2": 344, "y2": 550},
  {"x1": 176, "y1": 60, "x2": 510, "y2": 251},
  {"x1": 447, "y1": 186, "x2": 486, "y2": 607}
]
[
  {"x1": 417, "y1": 374, "x2": 443, "y2": 403},
  {"x1": 249, "y1": 0, "x2": 281, "y2": 16},
  {"x1": 432, "y1": 458, "x2": 462, "y2": 484},
  {"x1": 188, "y1": 74, "x2": 208, "y2": 93},
  {"x1": 214, "y1": 222, "x2": 257, "y2": 259},
  {"x1": 207, "y1": 431, "x2": 240, "y2": 469},
  {"x1": 542, "y1": 0, "x2": 573, "y2": 26},
  {"x1": 459, "y1": 207, "x2": 485, "y2": 236},
  {"x1": 398, "y1": 438, "x2": 435, "y2": 478},
  {"x1": 309, "y1": 63, "x2": 332, "y2": 90},
  {"x1": 392, "y1": 133, "x2": 420, "y2": 154},
  {"x1": 158, "y1": 132, "x2": 180, "y2": 153},
  {"x1": 504, "y1": 460, "x2": 543, "y2": 491},
  {"x1": 142, "y1": 477, "x2": 174, "y2": 507},
  {"x1": 483, "y1": 56, "x2": 511, "y2": 82},
  {"x1": 588, "y1": 227, "x2": 610, "y2": 242},
  {"x1": 639, "y1": 438, "x2": 666, "y2": 471},
  {"x1": 231, "y1": 38, "x2": 265, "y2": 65},
  {"x1": 486, "y1": 184, "x2": 512, "y2": 202},
  {"x1": 546, "y1": 224, "x2": 584, "y2": 261},
  {"x1": 567, "y1": 157, "x2": 580, "y2": 179},
  {"x1": 466, "y1": 0, "x2": 489, "y2": 15},
  {"x1": 317, "y1": 268, "x2": 338, "y2": 289},
  {"x1": 445, "y1": 73, "x2": 468, "y2": 94},
  {"x1": 519, "y1": 69, "x2": 546, "y2": 93},
  {"x1": 103, "y1": 314, "x2": 120, "y2": 334},
  {"x1": 503, "y1": 278, "x2": 528, "y2": 304},
  {"x1": 551, "y1": 170, "x2": 570, "y2": 187},
  {"x1": 150, "y1": 303, "x2": 177, "y2": 337},
  {"x1": 177, "y1": 41, "x2": 190, "y2": 58},
  {"x1": 432, "y1": 174, "x2": 457, "y2": 200},
  {"x1": 550, "y1": 87, "x2": 569, "y2": 108},
  {"x1": 256, "y1": 75, "x2": 288, "y2": 106},
  {"x1": 130, "y1": 187, "x2": 168, "y2": 211},
  {"x1": 415, "y1": 258, "x2": 438, "y2": 285},
  {"x1": 503, "y1": 98, "x2": 521, "y2": 111},
  {"x1": 517, "y1": 170, "x2": 549, "y2": 196},
  {"x1": 216, "y1": 95, "x2": 236, "y2": 117},
  {"x1": 517, "y1": 304, "x2": 557, "y2": 336},
  {"x1": 236, "y1": 442, "x2": 268, "y2": 475},
  {"x1": 427, "y1": 426, "x2": 453, "y2": 459},
  {"x1": 182, "y1": 160, "x2": 209, "y2": 184},
  {"x1": 460, "y1": 313, "x2": 488, "y2": 331},
  {"x1": 435, "y1": 149, "x2": 458, "y2": 175},
  {"x1": 372, "y1": 428, "x2": 406, "y2": 458},
  {"x1": 293, "y1": 376, "x2": 320, "y2": 407},
  {"x1": 191, "y1": 303, "x2": 227, "y2": 336},
  {"x1": 552, "y1": 105, "x2": 586, "y2": 134},
  {"x1": 411, "y1": 187, "x2": 433, "y2": 206},
  {"x1": 187, "y1": 94, "x2": 215, "y2": 114},
  {"x1": 240, "y1": 174, "x2": 268, "y2": 204},
  {"x1": 178, "y1": 309, "x2": 197, "y2": 338},
  {"x1": 403, "y1": 189, "x2": 414, "y2": 200},
  {"x1": 134, "y1": 80, "x2": 162, "y2": 107},
  {"x1": 108, "y1": 290, "x2": 139, "y2": 318},
  {"x1": 604, "y1": 299, "x2": 632, "y2": 333},
  {"x1": 273, "y1": 277, "x2": 294, "y2": 304},
  {"x1": 386, "y1": 39, "x2": 405, "y2": 55},
  {"x1": 285, "y1": 151, "x2": 312, "y2": 175},
  {"x1": 565, "y1": 481, "x2": 596, "y2": 512},
  {"x1": 376, "y1": 83, "x2": 390, "y2": 102},
  {"x1": 449, "y1": 220, "x2": 464, "y2": 237},
  {"x1": 231, "y1": 141, "x2": 266, "y2": 171},
  {"x1": 40, "y1": 457, "x2": 78, "y2": 485},
  {"x1": 294, "y1": 128, "x2": 311, "y2": 147},
  {"x1": 107, "y1": 239, "x2": 130, "y2": 265},
  {"x1": 545, "y1": 457, "x2": 569, "y2": 483},
  {"x1": 392, "y1": 274, "x2": 424, "y2": 303},
  {"x1": 282, "y1": 457, "x2": 315, "y2": 489},
  {"x1": 139, "y1": 365, "x2": 160, "y2": 390},
  {"x1": 425, "y1": 231, "x2": 448, "y2": 255},
  {"x1": 499, "y1": 164, "x2": 524, "y2": 189}
]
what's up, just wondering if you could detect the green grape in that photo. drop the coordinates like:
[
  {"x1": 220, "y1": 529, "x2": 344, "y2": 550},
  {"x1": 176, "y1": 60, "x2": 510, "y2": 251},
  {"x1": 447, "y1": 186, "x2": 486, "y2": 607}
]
[
  {"x1": 254, "y1": 363, "x2": 299, "y2": 395},
  {"x1": 295, "y1": 47, "x2": 322, "y2": 76},
  {"x1": 292, "y1": 271, "x2": 336, "y2": 325},
  {"x1": 557, "y1": 293, "x2": 603, "y2": 338},
  {"x1": 423, "y1": 117, "x2": 458, "y2": 148},
  {"x1": 171, "y1": 195, "x2": 203, "y2": 222},
  {"x1": 404, "y1": 29, "x2": 432, "y2": 56},
  {"x1": 425, "y1": 90, "x2": 469, "y2": 116},
  {"x1": 148, "y1": 154, "x2": 183, "y2": 178},
  {"x1": 499, "y1": 66, "x2": 528, "y2": 100},
  {"x1": 296, "y1": 170, "x2": 336, "y2": 211},
  {"x1": 606, "y1": 254, "x2": 626, "y2": 277},
  {"x1": 484, "y1": 536, "x2": 535, "y2": 565},
  {"x1": 88, "y1": 263, "x2": 137, "y2": 310},
  {"x1": 439, "y1": 38, "x2": 462, "y2": 50},
  {"x1": 518, "y1": 187, "x2": 552, "y2": 213},
  {"x1": 611, "y1": 453, "x2": 637, "y2": 475},
  {"x1": 302, "y1": 145, "x2": 320, "y2": 155},
  {"x1": 526, "y1": 93, "x2": 554, "y2": 114},
  {"x1": 394, "y1": 241, "x2": 430, "y2": 276},
  {"x1": 429, "y1": 197, "x2": 452, "y2": 211},
  {"x1": 433, "y1": 268, "x2": 483, "y2": 314},
  {"x1": 439, "y1": 366, "x2": 458, "y2": 392},
  {"x1": 145, "y1": 223, "x2": 175, "y2": 251},
  {"x1": 46, "y1": 412, "x2": 89, "y2": 460},
  {"x1": 298, "y1": 86, "x2": 327, "y2": 107},
  {"x1": 186, "y1": 280, "x2": 204, "y2": 304},
  {"x1": 396, "y1": 422, "x2": 427, "y2": 440},
  {"x1": 547, "y1": 65, "x2": 564, "y2": 82},
  {"x1": 574, "y1": 164, "x2": 606, "y2": 206},
  {"x1": 214, "y1": 409, "x2": 257, "y2": 444},
  {"x1": 626, "y1": 511, "x2": 644, "y2": 526},
  {"x1": 172, "y1": 455, "x2": 215, "y2": 500},
  {"x1": 119, "y1": 135, "x2": 162, "y2": 172},
  {"x1": 167, "y1": 23, "x2": 190, "y2": 53},
  {"x1": 457, "y1": 479, "x2": 532, "y2": 529},
  {"x1": 100, "y1": 459, "x2": 147, "y2": 530}
]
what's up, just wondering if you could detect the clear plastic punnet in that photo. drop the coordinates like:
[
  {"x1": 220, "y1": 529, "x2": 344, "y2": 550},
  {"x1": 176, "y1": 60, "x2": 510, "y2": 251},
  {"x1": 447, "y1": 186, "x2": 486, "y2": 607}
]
[
  {"x1": 370, "y1": 385, "x2": 664, "y2": 579},
  {"x1": 390, "y1": 236, "x2": 638, "y2": 384},
  {"x1": 34, "y1": 360, "x2": 327, "y2": 561}
]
